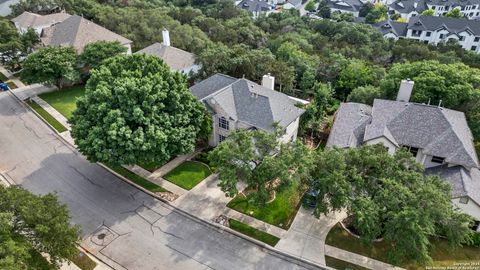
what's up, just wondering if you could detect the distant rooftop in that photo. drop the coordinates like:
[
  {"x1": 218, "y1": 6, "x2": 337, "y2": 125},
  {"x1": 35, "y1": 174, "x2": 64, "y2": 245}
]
[{"x1": 137, "y1": 43, "x2": 196, "y2": 71}]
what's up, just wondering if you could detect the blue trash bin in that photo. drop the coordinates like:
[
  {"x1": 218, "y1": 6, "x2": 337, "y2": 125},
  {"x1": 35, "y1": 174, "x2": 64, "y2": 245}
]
[{"x1": 0, "y1": 83, "x2": 9, "y2": 91}]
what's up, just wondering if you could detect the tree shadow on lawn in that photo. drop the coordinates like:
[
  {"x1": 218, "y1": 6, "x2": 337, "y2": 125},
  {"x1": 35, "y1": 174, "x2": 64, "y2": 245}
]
[{"x1": 227, "y1": 181, "x2": 305, "y2": 230}]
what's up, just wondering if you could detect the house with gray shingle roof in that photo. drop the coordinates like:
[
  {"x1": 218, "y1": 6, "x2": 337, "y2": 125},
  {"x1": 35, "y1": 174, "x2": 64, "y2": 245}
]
[
  {"x1": 326, "y1": 0, "x2": 364, "y2": 17},
  {"x1": 40, "y1": 15, "x2": 132, "y2": 53},
  {"x1": 136, "y1": 29, "x2": 200, "y2": 75},
  {"x1": 388, "y1": 0, "x2": 428, "y2": 20},
  {"x1": 374, "y1": 15, "x2": 480, "y2": 53},
  {"x1": 237, "y1": 0, "x2": 276, "y2": 18},
  {"x1": 327, "y1": 80, "x2": 480, "y2": 230},
  {"x1": 191, "y1": 73, "x2": 306, "y2": 146},
  {"x1": 11, "y1": 11, "x2": 71, "y2": 35}
]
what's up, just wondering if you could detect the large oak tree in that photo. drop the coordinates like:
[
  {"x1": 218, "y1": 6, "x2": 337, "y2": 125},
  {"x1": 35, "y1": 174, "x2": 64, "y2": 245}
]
[{"x1": 71, "y1": 54, "x2": 205, "y2": 166}]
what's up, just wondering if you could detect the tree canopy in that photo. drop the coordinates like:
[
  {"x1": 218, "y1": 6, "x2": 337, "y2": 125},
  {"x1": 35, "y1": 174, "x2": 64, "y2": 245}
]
[
  {"x1": 71, "y1": 54, "x2": 204, "y2": 166},
  {"x1": 311, "y1": 144, "x2": 473, "y2": 264},
  {"x1": 208, "y1": 129, "x2": 313, "y2": 205},
  {"x1": 0, "y1": 185, "x2": 80, "y2": 269},
  {"x1": 0, "y1": 19, "x2": 39, "y2": 71},
  {"x1": 79, "y1": 41, "x2": 128, "y2": 70},
  {"x1": 20, "y1": 46, "x2": 79, "y2": 89}
]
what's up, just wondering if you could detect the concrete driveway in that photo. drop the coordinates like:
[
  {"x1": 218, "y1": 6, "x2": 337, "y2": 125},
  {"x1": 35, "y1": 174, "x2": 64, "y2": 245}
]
[
  {"x1": 276, "y1": 207, "x2": 346, "y2": 265},
  {"x1": 0, "y1": 91, "x2": 319, "y2": 270}
]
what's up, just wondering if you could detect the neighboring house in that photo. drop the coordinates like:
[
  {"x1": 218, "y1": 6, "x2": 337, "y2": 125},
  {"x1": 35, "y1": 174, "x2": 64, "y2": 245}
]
[
  {"x1": 190, "y1": 73, "x2": 306, "y2": 146},
  {"x1": 236, "y1": 0, "x2": 276, "y2": 18},
  {"x1": 326, "y1": 0, "x2": 364, "y2": 17},
  {"x1": 374, "y1": 16, "x2": 480, "y2": 53},
  {"x1": 0, "y1": 0, "x2": 20, "y2": 17},
  {"x1": 327, "y1": 80, "x2": 480, "y2": 231},
  {"x1": 425, "y1": 0, "x2": 480, "y2": 18},
  {"x1": 11, "y1": 11, "x2": 71, "y2": 34},
  {"x1": 374, "y1": 19, "x2": 409, "y2": 39},
  {"x1": 136, "y1": 29, "x2": 200, "y2": 75},
  {"x1": 40, "y1": 15, "x2": 132, "y2": 53},
  {"x1": 11, "y1": 12, "x2": 132, "y2": 53},
  {"x1": 283, "y1": 0, "x2": 303, "y2": 10},
  {"x1": 388, "y1": 0, "x2": 428, "y2": 20}
]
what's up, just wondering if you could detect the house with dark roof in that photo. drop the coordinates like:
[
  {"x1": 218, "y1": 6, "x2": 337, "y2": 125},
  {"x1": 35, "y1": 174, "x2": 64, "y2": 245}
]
[
  {"x1": 190, "y1": 73, "x2": 306, "y2": 146},
  {"x1": 374, "y1": 15, "x2": 480, "y2": 53},
  {"x1": 327, "y1": 80, "x2": 480, "y2": 231},
  {"x1": 388, "y1": 0, "x2": 428, "y2": 20},
  {"x1": 136, "y1": 29, "x2": 200, "y2": 75},
  {"x1": 237, "y1": 0, "x2": 276, "y2": 18},
  {"x1": 425, "y1": 0, "x2": 480, "y2": 18},
  {"x1": 326, "y1": 0, "x2": 364, "y2": 17}
]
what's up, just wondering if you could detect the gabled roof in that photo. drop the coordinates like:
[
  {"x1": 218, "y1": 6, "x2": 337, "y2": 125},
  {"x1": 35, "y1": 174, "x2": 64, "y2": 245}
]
[
  {"x1": 364, "y1": 99, "x2": 479, "y2": 169},
  {"x1": 389, "y1": 0, "x2": 428, "y2": 14},
  {"x1": 426, "y1": 165, "x2": 480, "y2": 206},
  {"x1": 327, "y1": 0, "x2": 363, "y2": 12},
  {"x1": 326, "y1": 103, "x2": 372, "y2": 148},
  {"x1": 190, "y1": 74, "x2": 305, "y2": 132},
  {"x1": 40, "y1": 15, "x2": 131, "y2": 53},
  {"x1": 408, "y1": 15, "x2": 480, "y2": 35},
  {"x1": 427, "y1": 0, "x2": 480, "y2": 7},
  {"x1": 237, "y1": 0, "x2": 274, "y2": 13},
  {"x1": 374, "y1": 20, "x2": 409, "y2": 37},
  {"x1": 11, "y1": 11, "x2": 71, "y2": 29},
  {"x1": 136, "y1": 43, "x2": 196, "y2": 71}
]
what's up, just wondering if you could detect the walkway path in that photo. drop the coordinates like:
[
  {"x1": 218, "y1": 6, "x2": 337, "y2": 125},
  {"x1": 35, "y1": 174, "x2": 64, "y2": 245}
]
[
  {"x1": 149, "y1": 150, "x2": 200, "y2": 178},
  {"x1": 276, "y1": 208, "x2": 347, "y2": 265},
  {"x1": 0, "y1": 66, "x2": 26, "y2": 88},
  {"x1": 325, "y1": 245, "x2": 405, "y2": 270}
]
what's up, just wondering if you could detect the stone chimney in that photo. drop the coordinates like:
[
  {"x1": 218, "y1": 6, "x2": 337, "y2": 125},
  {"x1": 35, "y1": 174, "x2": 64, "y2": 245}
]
[
  {"x1": 162, "y1": 29, "x2": 171, "y2": 47},
  {"x1": 262, "y1": 73, "x2": 275, "y2": 90},
  {"x1": 396, "y1": 79, "x2": 415, "y2": 102}
]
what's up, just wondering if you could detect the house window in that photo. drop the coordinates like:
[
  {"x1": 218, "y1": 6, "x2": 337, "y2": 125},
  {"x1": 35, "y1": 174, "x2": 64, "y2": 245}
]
[
  {"x1": 403, "y1": 146, "x2": 419, "y2": 157},
  {"x1": 475, "y1": 37, "x2": 480, "y2": 42},
  {"x1": 459, "y1": 197, "x2": 469, "y2": 204},
  {"x1": 218, "y1": 134, "x2": 227, "y2": 143},
  {"x1": 431, "y1": 156, "x2": 445, "y2": 164},
  {"x1": 218, "y1": 116, "x2": 229, "y2": 130},
  {"x1": 472, "y1": 46, "x2": 478, "y2": 51},
  {"x1": 472, "y1": 220, "x2": 480, "y2": 231},
  {"x1": 439, "y1": 34, "x2": 445, "y2": 39},
  {"x1": 426, "y1": 31, "x2": 432, "y2": 37},
  {"x1": 459, "y1": 36, "x2": 465, "y2": 41}
]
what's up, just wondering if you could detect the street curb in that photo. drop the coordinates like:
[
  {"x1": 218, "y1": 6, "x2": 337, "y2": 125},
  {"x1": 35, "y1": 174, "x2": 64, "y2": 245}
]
[{"x1": 7, "y1": 89, "x2": 331, "y2": 270}]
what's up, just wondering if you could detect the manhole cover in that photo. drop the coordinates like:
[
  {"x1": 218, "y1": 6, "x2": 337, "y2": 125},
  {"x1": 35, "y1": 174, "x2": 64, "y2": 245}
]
[{"x1": 91, "y1": 227, "x2": 117, "y2": 246}]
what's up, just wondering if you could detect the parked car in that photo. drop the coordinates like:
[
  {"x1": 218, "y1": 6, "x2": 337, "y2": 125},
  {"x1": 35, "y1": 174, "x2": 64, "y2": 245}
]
[{"x1": 302, "y1": 184, "x2": 320, "y2": 208}]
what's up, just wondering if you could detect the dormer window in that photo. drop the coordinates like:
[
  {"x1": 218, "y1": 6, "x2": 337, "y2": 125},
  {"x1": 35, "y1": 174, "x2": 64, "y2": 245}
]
[
  {"x1": 403, "y1": 146, "x2": 419, "y2": 157},
  {"x1": 219, "y1": 116, "x2": 229, "y2": 130},
  {"x1": 431, "y1": 156, "x2": 445, "y2": 164}
]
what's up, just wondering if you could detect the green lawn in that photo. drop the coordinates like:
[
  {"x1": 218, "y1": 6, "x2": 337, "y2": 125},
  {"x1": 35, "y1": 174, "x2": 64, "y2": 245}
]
[
  {"x1": 163, "y1": 161, "x2": 211, "y2": 190},
  {"x1": 109, "y1": 166, "x2": 169, "y2": 193},
  {"x1": 226, "y1": 181, "x2": 304, "y2": 229},
  {"x1": 193, "y1": 148, "x2": 217, "y2": 172},
  {"x1": 326, "y1": 223, "x2": 480, "y2": 269},
  {"x1": 39, "y1": 85, "x2": 85, "y2": 119},
  {"x1": 7, "y1": 81, "x2": 17, "y2": 89},
  {"x1": 325, "y1": 256, "x2": 369, "y2": 270},
  {"x1": 71, "y1": 251, "x2": 96, "y2": 270},
  {"x1": 0, "y1": 72, "x2": 8, "y2": 81},
  {"x1": 228, "y1": 219, "x2": 280, "y2": 246},
  {"x1": 27, "y1": 100, "x2": 68, "y2": 133}
]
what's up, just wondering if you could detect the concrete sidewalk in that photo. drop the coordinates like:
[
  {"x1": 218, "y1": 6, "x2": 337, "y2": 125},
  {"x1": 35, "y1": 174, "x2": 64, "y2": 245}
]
[
  {"x1": 149, "y1": 150, "x2": 201, "y2": 178},
  {"x1": 31, "y1": 96, "x2": 71, "y2": 130},
  {"x1": 0, "y1": 66, "x2": 26, "y2": 88},
  {"x1": 125, "y1": 164, "x2": 188, "y2": 196}
]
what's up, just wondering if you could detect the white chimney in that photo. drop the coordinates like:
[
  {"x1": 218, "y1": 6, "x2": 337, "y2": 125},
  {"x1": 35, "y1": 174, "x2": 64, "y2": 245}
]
[
  {"x1": 413, "y1": 2, "x2": 418, "y2": 8},
  {"x1": 396, "y1": 79, "x2": 415, "y2": 102},
  {"x1": 262, "y1": 73, "x2": 275, "y2": 90},
  {"x1": 162, "y1": 29, "x2": 171, "y2": 47}
]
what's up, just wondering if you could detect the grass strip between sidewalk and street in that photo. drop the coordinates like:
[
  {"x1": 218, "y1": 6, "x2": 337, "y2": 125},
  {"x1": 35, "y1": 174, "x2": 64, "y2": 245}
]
[
  {"x1": 71, "y1": 251, "x2": 97, "y2": 270},
  {"x1": 109, "y1": 166, "x2": 169, "y2": 193},
  {"x1": 228, "y1": 219, "x2": 280, "y2": 247},
  {"x1": 27, "y1": 100, "x2": 68, "y2": 133}
]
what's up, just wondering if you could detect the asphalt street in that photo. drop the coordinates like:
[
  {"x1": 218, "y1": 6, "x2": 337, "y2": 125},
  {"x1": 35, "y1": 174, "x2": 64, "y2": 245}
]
[{"x1": 0, "y1": 91, "x2": 315, "y2": 270}]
